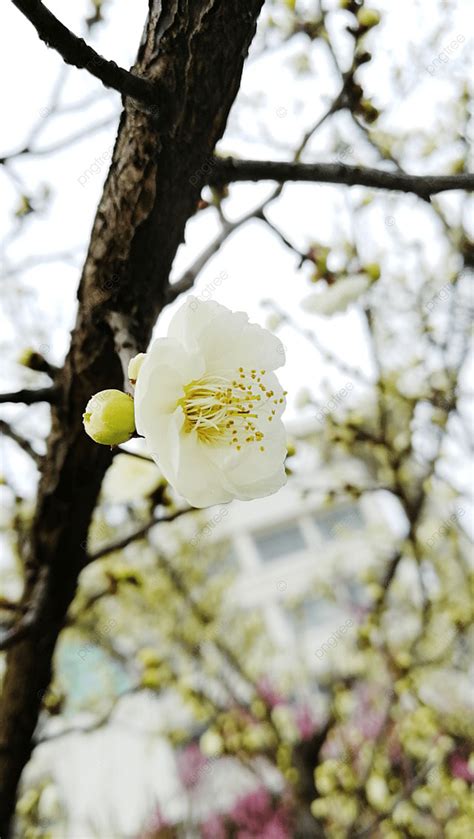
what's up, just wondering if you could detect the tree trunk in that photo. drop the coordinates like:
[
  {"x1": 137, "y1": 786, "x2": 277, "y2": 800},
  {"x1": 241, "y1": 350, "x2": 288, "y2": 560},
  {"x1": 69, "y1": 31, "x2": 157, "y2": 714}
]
[{"x1": 0, "y1": 2, "x2": 263, "y2": 834}]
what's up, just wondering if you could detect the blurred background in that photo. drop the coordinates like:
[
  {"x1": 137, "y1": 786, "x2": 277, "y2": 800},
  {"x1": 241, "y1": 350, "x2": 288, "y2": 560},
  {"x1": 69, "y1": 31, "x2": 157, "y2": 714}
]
[{"x1": 0, "y1": 0, "x2": 473, "y2": 837}]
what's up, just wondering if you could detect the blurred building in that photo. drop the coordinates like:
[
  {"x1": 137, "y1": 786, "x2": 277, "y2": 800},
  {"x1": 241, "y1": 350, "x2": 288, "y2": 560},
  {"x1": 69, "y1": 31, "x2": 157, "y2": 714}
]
[
  {"x1": 185, "y1": 415, "x2": 393, "y2": 674},
  {"x1": 24, "y1": 418, "x2": 395, "y2": 837}
]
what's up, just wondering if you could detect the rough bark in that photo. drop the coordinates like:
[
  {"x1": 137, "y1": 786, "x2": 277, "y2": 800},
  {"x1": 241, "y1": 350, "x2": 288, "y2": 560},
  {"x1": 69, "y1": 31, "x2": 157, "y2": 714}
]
[{"x1": 0, "y1": 2, "x2": 263, "y2": 834}]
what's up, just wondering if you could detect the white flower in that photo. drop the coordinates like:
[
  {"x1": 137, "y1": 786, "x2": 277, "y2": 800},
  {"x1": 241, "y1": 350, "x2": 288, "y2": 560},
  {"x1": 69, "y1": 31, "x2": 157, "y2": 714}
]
[
  {"x1": 302, "y1": 275, "x2": 370, "y2": 316},
  {"x1": 102, "y1": 453, "x2": 163, "y2": 503},
  {"x1": 133, "y1": 298, "x2": 287, "y2": 508}
]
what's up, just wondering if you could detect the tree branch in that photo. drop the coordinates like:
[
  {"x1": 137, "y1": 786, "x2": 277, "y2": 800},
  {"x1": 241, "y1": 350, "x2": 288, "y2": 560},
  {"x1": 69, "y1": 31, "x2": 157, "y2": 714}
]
[
  {"x1": 0, "y1": 387, "x2": 56, "y2": 404},
  {"x1": 10, "y1": 0, "x2": 159, "y2": 111},
  {"x1": 168, "y1": 83, "x2": 349, "y2": 301},
  {"x1": 87, "y1": 508, "x2": 192, "y2": 563},
  {"x1": 0, "y1": 420, "x2": 42, "y2": 465},
  {"x1": 209, "y1": 157, "x2": 474, "y2": 198},
  {"x1": 0, "y1": 568, "x2": 49, "y2": 652},
  {"x1": 0, "y1": 598, "x2": 23, "y2": 615},
  {"x1": 167, "y1": 185, "x2": 286, "y2": 301},
  {"x1": 254, "y1": 208, "x2": 307, "y2": 265},
  {"x1": 35, "y1": 686, "x2": 142, "y2": 744},
  {"x1": 167, "y1": 215, "x2": 247, "y2": 301},
  {"x1": 114, "y1": 447, "x2": 155, "y2": 463},
  {"x1": 18, "y1": 351, "x2": 59, "y2": 380},
  {"x1": 271, "y1": 304, "x2": 372, "y2": 385},
  {"x1": 0, "y1": 115, "x2": 117, "y2": 164}
]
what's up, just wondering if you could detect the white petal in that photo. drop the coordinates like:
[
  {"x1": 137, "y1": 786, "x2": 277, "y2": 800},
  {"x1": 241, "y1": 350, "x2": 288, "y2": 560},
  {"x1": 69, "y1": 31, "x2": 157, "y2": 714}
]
[
  {"x1": 202, "y1": 372, "x2": 287, "y2": 500},
  {"x1": 168, "y1": 297, "x2": 231, "y2": 353},
  {"x1": 232, "y1": 463, "x2": 287, "y2": 501},
  {"x1": 196, "y1": 310, "x2": 249, "y2": 372},
  {"x1": 173, "y1": 431, "x2": 234, "y2": 507},
  {"x1": 140, "y1": 337, "x2": 204, "y2": 387},
  {"x1": 169, "y1": 297, "x2": 285, "y2": 373},
  {"x1": 237, "y1": 321, "x2": 285, "y2": 371},
  {"x1": 141, "y1": 406, "x2": 184, "y2": 483},
  {"x1": 200, "y1": 316, "x2": 285, "y2": 375},
  {"x1": 222, "y1": 418, "x2": 287, "y2": 501},
  {"x1": 134, "y1": 338, "x2": 204, "y2": 433},
  {"x1": 255, "y1": 371, "x2": 286, "y2": 422}
]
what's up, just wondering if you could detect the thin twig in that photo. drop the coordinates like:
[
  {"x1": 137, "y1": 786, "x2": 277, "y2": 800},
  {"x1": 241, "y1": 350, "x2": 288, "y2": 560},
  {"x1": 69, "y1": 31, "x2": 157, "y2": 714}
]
[
  {"x1": 354, "y1": 761, "x2": 435, "y2": 837},
  {"x1": 254, "y1": 209, "x2": 308, "y2": 265},
  {"x1": 273, "y1": 305, "x2": 372, "y2": 385},
  {"x1": 87, "y1": 508, "x2": 193, "y2": 562},
  {"x1": 1, "y1": 116, "x2": 117, "y2": 163},
  {"x1": 0, "y1": 420, "x2": 43, "y2": 465},
  {"x1": 168, "y1": 86, "x2": 346, "y2": 301},
  {"x1": 9, "y1": 0, "x2": 159, "y2": 112},
  {"x1": 167, "y1": 186, "x2": 283, "y2": 301},
  {"x1": 294, "y1": 87, "x2": 346, "y2": 160},
  {"x1": 35, "y1": 687, "x2": 142, "y2": 744},
  {"x1": 0, "y1": 568, "x2": 49, "y2": 651},
  {"x1": 115, "y1": 447, "x2": 155, "y2": 463},
  {"x1": 1, "y1": 250, "x2": 82, "y2": 279}
]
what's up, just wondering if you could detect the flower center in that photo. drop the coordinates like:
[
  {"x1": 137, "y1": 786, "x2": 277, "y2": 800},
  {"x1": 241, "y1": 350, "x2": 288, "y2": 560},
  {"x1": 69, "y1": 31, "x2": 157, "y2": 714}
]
[{"x1": 178, "y1": 368, "x2": 283, "y2": 451}]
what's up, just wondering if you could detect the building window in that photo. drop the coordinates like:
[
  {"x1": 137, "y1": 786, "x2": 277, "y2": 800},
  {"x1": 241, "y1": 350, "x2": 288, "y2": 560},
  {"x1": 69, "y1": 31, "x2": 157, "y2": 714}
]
[
  {"x1": 253, "y1": 522, "x2": 307, "y2": 562},
  {"x1": 285, "y1": 598, "x2": 337, "y2": 632},
  {"x1": 313, "y1": 506, "x2": 363, "y2": 541},
  {"x1": 302, "y1": 598, "x2": 336, "y2": 626}
]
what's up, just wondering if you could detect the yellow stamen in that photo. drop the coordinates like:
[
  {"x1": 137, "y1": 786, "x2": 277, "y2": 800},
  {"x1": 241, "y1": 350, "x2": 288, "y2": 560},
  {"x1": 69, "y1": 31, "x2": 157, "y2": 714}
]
[{"x1": 178, "y1": 368, "x2": 275, "y2": 452}]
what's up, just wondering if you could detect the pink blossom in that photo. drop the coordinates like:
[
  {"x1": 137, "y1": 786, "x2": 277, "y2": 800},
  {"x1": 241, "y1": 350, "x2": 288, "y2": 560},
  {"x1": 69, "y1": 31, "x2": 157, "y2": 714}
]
[
  {"x1": 295, "y1": 705, "x2": 316, "y2": 741},
  {"x1": 201, "y1": 813, "x2": 227, "y2": 839},
  {"x1": 230, "y1": 788, "x2": 292, "y2": 838},
  {"x1": 358, "y1": 709, "x2": 385, "y2": 738},
  {"x1": 177, "y1": 742, "x2": 208, "y2": 789},
  {"x1": 450, "y1": 752, "x2": 474, "y2": 782},
  {"x1": 230, "y1": 787, "x2": 272, "y2": 832},
  {"x1": 260, "y1": 810, "x2": 292, "y2": 839},
  {"x1": 235, "y1": 810, "x2": 291, "y2": 839},
  {"x1": 257, "y1": 677, "x2": 285, "y2": 709},
  {"x1": 139, "y1": 806, "x2": 169, "y2": 838}
]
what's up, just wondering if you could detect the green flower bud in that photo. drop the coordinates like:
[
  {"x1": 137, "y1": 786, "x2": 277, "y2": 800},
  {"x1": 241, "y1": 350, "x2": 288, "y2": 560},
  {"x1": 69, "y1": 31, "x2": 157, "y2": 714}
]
[
  {"x1": 359, "y1": 99, "x2": 379, "y2": 123},
  {"x1": 83, "y1": 389, "x2": 135, "y2": 446},
  {"x1": 357, "y1": 9, "x2": 381, "y2": 29},
  {"x1": 365, "y1": 262, "x2": 381, "y2": 281},
  {"x1": 17, "y1": 348, "x2": 36, "y2": 367},
  {"x1": 141, "y1": 669, "x2": 162, "y2": 690},
  {"x1": 137, "y1": 647, "x2": 161, "y2": 668}
]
